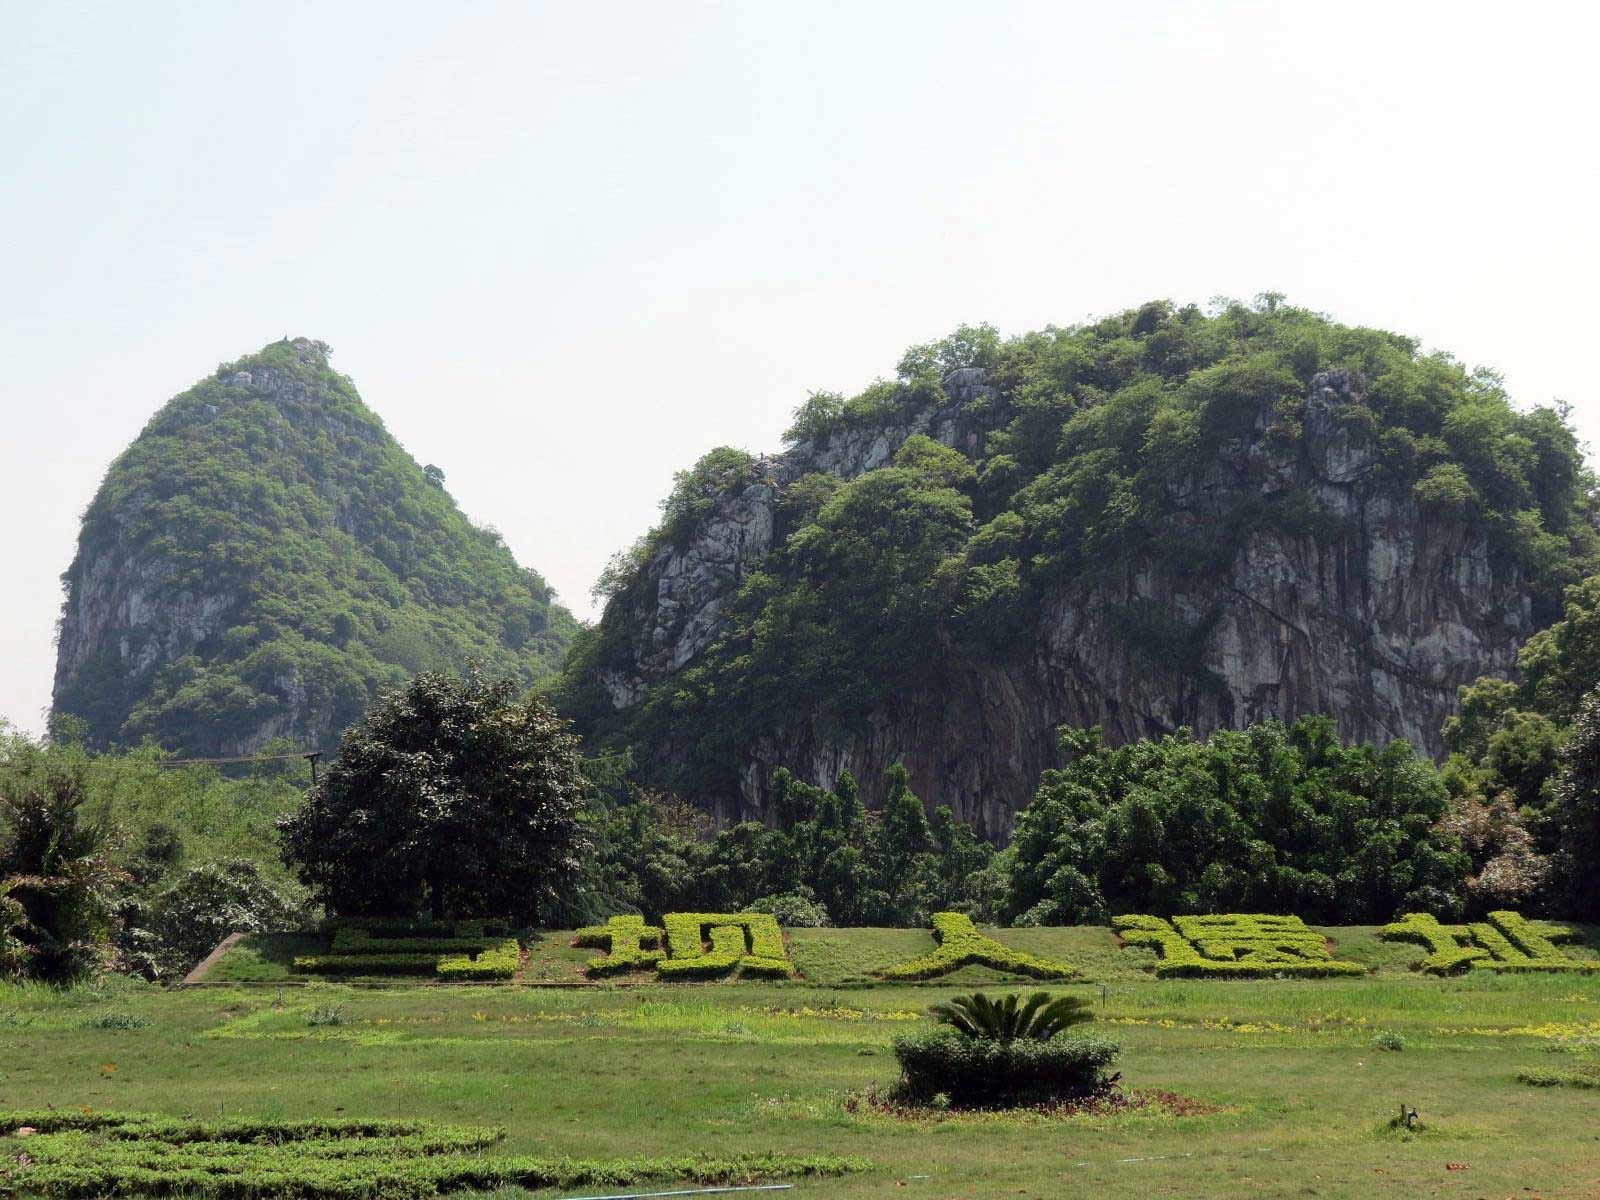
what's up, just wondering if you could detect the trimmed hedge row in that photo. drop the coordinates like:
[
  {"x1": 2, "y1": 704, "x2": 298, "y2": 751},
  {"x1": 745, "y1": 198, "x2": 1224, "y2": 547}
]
[
  {"x1": 891, "y1": 1028, "x2": 1120, "y2": 1106},
  {"x1": 330, "y1": 930, "x2": 497, "y2": 955},
  {"x1": 293, "y1": 918, "x2": 520, "y2": 980},
  {"x1": 1516, "y1": 1065, "x2": 1600, "y2": 1089},
  {"x1": 659, "y1": 913, "x2": 795, "y2": 978},
  {"x1": 1382, "y1": 910, "x2": 1600, "y2": 974},
  {"x1": 570, "y1": 913, "x2": 797, "y2": 978},
  {"x1": 321, "y1": 918, "x2": 510, "y2": 939},
  {"x1": 292, "y1": 953, "x2": 448, "y2": 977},
  {"x1": 0, "y1": 1111, "x2": 861, "y2": 1200},
  {"x1": 1112, "y1": 914, "x2": 1365, "y2": 978},
  {"x1": 0, "y1": 1112, "x2": 477, "y2": 1142},
  {"x1": 573, "y1": 915, "x2": 665, "y2": 976},
  {"x1": 882, "y1": 913, "x2": 1075, "y2": 982},
  {"x1": 436, "y1": 938, "x2": 521, "y2": 981}
]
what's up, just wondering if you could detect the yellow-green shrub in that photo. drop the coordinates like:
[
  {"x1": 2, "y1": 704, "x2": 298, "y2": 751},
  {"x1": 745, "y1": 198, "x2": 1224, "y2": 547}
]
[
  {"x1": 882, "y1": 913, "x2": 1074, "y2": 981},
  {"x1": 1113, "y1": 914, "x2": 1364, "y2": 978}
]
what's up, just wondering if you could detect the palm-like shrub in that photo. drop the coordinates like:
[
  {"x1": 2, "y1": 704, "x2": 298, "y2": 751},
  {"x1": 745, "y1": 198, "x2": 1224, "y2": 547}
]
[
  {"x1": 0, "y1": 772, "x2": 124, "y2": 983},
  {"x1": 928, "y1": 991, "x2": 1091, "y2": 1041},
  {"x1": 895, "y1": 990, "x2": 1113, "y2": 1107}
]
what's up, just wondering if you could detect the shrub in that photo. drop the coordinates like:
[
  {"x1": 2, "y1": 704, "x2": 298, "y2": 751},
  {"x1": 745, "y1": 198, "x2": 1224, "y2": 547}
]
[
  {"x1": 1382, "y1": 910, "x2": 1599, "y2": 974},
  {"x1": 1112, "y1": 914, "x2": 1365, "y2": 978},
  {"x1": 1372, "y1": 1030, "x2": 1405, "y2": 1052},
  {"x1": 891, "y1": 1028, "x2": 1120, "y2": 1107},
  {"x1": 0, "y1": 771, "x2": 123, "y2": 983},
  {"x1": 657, "y1": 922, "x2": 749, "y2": 978},
  {"x1": 929, "y1": 991, "x2": 1092, "y2": 1040},
  {"x1": 293, "y1": 918, "x2": 519, "y2": 980},
  {"x1": 145, "y1": 860, "x2": 311, "y2": 976},
  {"x1": 329, "y1": 929, "x2": 496, "y2": 955},
  {"x1": 744, "y1": 892, "x2": 831, "y2": 928},
  {"x1": 573, "y1": 915, "x2": 664, "y2": 976},
  {"x1": 322, "y1": 917, "x2": 464, "y2": 937},
  {"x1": 79, "y1": 1012, "x2": 150, "y2": 1031},
  {"x1": 882, "y1": 913, "x2": 1074, "y2": 981}
]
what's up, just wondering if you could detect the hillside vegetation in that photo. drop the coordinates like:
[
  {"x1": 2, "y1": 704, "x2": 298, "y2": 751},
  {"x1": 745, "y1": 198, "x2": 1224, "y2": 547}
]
[
  {"x1": 559, "y1": 297, "x2": 1597, "y2": 817},
  {"x1": 53, "y1": 338, "x2": 575, "y2": 755}
]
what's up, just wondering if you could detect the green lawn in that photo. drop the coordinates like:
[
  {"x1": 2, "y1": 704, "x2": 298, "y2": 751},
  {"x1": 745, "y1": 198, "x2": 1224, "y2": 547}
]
[{"x1": 5, "y1": 927, "x2": 1600, "y2": 1198}]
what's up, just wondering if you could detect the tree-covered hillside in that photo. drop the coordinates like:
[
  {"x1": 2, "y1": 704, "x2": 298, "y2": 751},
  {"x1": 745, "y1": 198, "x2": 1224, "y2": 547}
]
[
  {"x1": 53, "y1": 338, "x2": 575, "y2": 755},
  {"x1": 560, "y1": 297, "x2": 1598, "y2": 824}
]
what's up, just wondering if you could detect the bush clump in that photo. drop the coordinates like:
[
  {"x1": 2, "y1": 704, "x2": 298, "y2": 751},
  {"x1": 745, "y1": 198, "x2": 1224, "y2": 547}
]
[{"x1": 891, "y1": 1028, "x2": 1120, "y2": 1107}]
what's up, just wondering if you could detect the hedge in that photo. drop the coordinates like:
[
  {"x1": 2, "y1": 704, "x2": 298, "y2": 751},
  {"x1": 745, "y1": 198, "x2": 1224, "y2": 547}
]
[
  {"x1": 0, "y1": 1111, "x2": 861, "y2": 1200},
  {"x1": 330, "y1": 930, "x2": 496, "y2": 955},
  {"x1": 292, "y1": 953, "x2": 448, "y2": 976},
  {"x1": 891, "y1": 1028, "x2": 1120, "y2": 1106},
  {"x1": 881, "y1": 913, "x2": 1075, "y2": 981},
  {"x1": 1383, "y1": 910, "x2": 1599, "y2": 974},
  {"x1": 436, "y1": 937, "x2": 521, "y2": 981},
  {"x1": 1516, "y1": 1066, "x2": 1600, "y2": 1089},
  {"x1": 1112, "y1": 914, "x2": 1365, "y2": 978},
  {"x1": 658, "y1": 922, "x2": 748, "y2": 978},
  {"x1": 294, "y1": 919, "x2": 520, "y2": 980},
  {"x1": 573, "y1": 915, "x2": 665, "y2": 976},
  {"x1": 658, "y1": 912, "x2": 795, "y2": 978},
  {"x1": 321, "y1": 918, "x2": 510, "y2": 939}
]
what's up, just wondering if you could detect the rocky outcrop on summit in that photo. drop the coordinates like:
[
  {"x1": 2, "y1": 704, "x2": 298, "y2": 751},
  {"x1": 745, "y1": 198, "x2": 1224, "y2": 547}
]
[
  {"x1": 568, "y1": 305, "x2": 1590, "y2": 834},
  {"x1": 54, "y1": 338, "x2": 576, "y2": 756}
]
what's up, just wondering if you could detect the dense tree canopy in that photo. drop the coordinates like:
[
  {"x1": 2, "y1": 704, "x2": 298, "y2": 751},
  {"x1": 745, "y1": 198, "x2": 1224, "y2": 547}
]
[
  {"x1": 278, "y1": 669, "x2": 589, "y2": 921},
  {"x1": 565, "y1": 760, "x2": 998, "y2": 928},
  {"x1": 1004, "y1": 716, "x2": 1467, "y2": 925},
  {"x1": 1441, "y1": 573, "x2": 1600, "y2": 911}
]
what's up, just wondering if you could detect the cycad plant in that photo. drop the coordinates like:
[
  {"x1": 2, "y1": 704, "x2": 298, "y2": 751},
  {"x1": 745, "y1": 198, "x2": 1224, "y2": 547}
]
[{"x1": 928, "y1": 991, "x2": 1092, "y2": 1041}]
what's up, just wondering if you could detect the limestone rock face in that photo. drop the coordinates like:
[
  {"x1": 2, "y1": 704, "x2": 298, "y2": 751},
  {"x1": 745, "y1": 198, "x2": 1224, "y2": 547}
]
[
  {"x1": 53, "y1": 337, "x2": 575, "y2": 756},
  {"x1": 590, "y1": 368, "x2": 1532, "y2": 835}
]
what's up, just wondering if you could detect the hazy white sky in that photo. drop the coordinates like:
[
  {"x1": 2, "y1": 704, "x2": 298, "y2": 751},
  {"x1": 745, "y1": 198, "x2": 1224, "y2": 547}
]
[{"x1": 3, "y1": 1, "x2": 1597, "y2": 737}]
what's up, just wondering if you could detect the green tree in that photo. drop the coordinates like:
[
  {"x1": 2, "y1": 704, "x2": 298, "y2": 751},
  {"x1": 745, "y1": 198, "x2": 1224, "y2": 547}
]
[
  {"x1": 1549, "y1": 687, "x2": 1600, "y2": 918},
  {"x1": 0, "y1": 771, "x2": 124, "y2": 982},
  {"x1": 1005, "y1": 717, "x2": 1467, "y2": 925},
  {"x1": 871, "y1": 764, "x2": 934, "y2": 924},
  {"x1": 278, "y1": 668, "x2": 589, "y2": 921},
  {"x1": 144, "y1": 860, "x2": 311, "y2": 976}
]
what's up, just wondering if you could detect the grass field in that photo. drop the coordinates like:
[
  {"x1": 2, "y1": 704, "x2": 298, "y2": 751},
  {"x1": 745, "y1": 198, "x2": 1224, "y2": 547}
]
[{"x1": 5, "y1": 925, "x2": 1600, "y2": 1198}]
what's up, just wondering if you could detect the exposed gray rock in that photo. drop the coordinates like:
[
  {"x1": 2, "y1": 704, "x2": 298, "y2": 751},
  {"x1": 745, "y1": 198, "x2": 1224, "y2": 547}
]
[{"x1": 594, "y1": 368, "x2": 1532, "y2": 836}]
